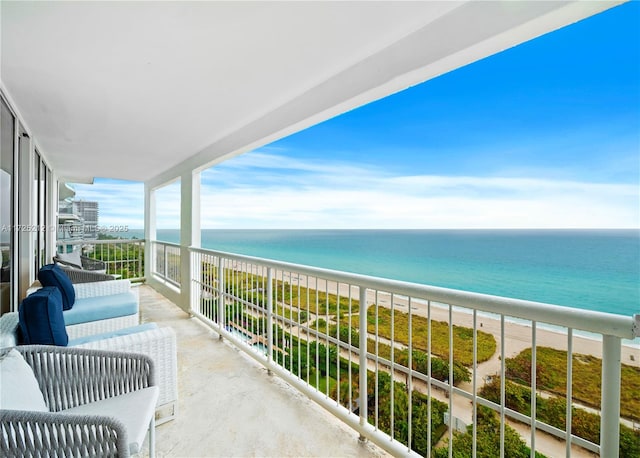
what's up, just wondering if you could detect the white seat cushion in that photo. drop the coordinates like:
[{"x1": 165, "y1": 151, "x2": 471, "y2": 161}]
[{"x1": 61, "y1": 386, "x2": 159, "y2": 454}]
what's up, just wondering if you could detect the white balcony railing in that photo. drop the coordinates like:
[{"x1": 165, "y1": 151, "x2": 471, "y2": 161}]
[
  {"x1": 150, "y1": 240, "x2": 181, "y2": 287},
  {"x1": 56, "y1": 239, "x2": 145, "y2": 281},
  {"x1": 149, "y1": 241, "x2": 639, "y2": 457}
]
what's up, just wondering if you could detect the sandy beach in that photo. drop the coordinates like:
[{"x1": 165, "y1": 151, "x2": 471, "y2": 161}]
[
  {"x1": 272, "y1": 270, "x2": 639, "y2": 366},
  {"x1": 400, "y1": 297, "x2": 638, "y2": 367}
]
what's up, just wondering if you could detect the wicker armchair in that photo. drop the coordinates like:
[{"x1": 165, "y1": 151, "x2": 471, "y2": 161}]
[
  {"x1": 57, "y1": 265, "x2": 115, "y2": 283},
  {"x1": 0, "y1": 310, "x2": 177, "y2": 423},
  {"x1": 0, "y1": 345, "x2": 158, "y2": 458},
  {"x1": 54, "y1": 254, "x2": 107, "y2": 272},
  {"x1": 53, "y1": 253, "x2": 115, "y2": 283}
]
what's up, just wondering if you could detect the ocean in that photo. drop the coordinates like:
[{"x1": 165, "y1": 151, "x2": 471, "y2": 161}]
[{"x1": 134, "y1": 229, "x2": 639, "y2": 320}]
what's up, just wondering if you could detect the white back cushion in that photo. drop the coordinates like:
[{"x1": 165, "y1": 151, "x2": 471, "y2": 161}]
[
  {"x1": 0, "y1": 349, "x2": 48, "y2": 411},
  {"x1": 57, "y1": 250, "x2": 83, "y2": 268}
]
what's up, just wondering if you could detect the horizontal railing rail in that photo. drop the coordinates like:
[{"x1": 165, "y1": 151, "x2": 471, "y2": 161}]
[
  {"x1": 188, "y1": 246, "x2": 638, "y2": 458},
  {"x1": 56, "y1": 239, "x2": 145, "y2": 282}
]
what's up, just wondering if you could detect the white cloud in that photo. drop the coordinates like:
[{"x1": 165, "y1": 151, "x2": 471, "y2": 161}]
[
  {"x1": 71, "y1": 154, "x2": 640, "y2": 230},
  {"x1": 199, "y1": 154, "x2": 639, "y2": 229},
  {"x1": 154, "y1": 181, "x2": 181, "y2": 228}
]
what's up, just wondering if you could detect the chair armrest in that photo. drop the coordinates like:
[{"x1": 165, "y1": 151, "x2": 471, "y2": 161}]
[
  {"x1": 61, "y1": 268, "x2": 115, "y2": 284},
  {"x1": 74, "y1": 279, "x2": 133, "y2": 298},
  {"x1": 81, "y1": 255, "x2": 107, "y2": 271},
  {"x1": 0, "y1": 410, "x2": 130, "y2": 458},
  {"x1": 14, "y1": 345, "x2": 154, "y2": 412}
]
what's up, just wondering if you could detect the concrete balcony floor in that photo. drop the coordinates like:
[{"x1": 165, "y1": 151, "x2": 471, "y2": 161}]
[{"x1": 137, "y1": 284, "x2": 390, "y2": 457}]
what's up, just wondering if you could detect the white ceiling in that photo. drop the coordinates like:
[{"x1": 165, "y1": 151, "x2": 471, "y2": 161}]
[{"x1": 1, "y1": 1, "x2": 622, "y2": 185}]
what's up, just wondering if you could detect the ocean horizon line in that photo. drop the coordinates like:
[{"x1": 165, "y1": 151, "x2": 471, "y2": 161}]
[
  {"x1": 136, "y1": 227, "x2": 639, "y2": 232},
  {"x1": 119, "y1": 228, "x2": 639, "y2": 321}
]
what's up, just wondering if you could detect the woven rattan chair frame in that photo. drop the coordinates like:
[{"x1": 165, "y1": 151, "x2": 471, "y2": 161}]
[
  {"x1": 53, "y1": 255, "x2": 107, "y2": 272},
  {"x1": 1, "y1": 345, "x2": 156, "y2": 457},
  {"x1": 58, "y1": 265, "x2": 115, "y2": 283}
]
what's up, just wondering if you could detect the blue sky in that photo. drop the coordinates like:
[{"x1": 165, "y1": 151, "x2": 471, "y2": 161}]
[{"x1": 75, "y1": 2, "x2": 639, "y2": 230}]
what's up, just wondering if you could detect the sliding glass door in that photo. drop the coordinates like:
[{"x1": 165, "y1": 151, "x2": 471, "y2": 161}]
[{"x1": 32, "y1": 150, "x2": 52, "y2": 274}]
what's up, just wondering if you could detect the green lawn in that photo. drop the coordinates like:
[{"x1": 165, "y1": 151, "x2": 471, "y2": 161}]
[
  {"x1": 506, "y1": 346, "x2": 640, "y2": 421},
  {"x1": 357, "y1": 306, "x2": 496, "y2": 366},
  {"x1": 274, "y1": 280, "x2": 361, "y2": 316}
]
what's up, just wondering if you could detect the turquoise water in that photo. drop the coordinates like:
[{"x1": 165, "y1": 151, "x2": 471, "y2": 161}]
[{"x1": 141, "y1": 229, "x2": 639, "y2": 318}]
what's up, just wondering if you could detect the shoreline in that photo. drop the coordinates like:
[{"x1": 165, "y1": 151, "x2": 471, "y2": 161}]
[
  {"x1": 371, "y1": 288, "x2": 639, "y2": 367},
  {"x1": 281, "y1": 272, "x2": 640, "y2": 367},
  {"x1": 227, "y1": 266, "x2": 638, "y2": 367}
]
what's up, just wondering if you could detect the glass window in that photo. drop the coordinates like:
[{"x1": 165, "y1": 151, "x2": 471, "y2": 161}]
[
  {"x1": 45, "y1": 167, "x2": 52, "y2": 262},
  {"x1": 32, "y1": 152, "x2": 51, "y2": 272},
  {"x1": 33, "y1": 151, "x2": 41, "y2": 273},
  {"x1": 1, "y1": 97, "x2": 15, "y2": 314}
]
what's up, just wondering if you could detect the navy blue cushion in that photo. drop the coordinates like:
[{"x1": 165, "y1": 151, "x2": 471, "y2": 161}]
[
  {"x1": 38, "y1": 263, "x2": 75, "y2": 310},
  {"x1": 19, "y1": 287, "x2": 69, "y2": 346}
]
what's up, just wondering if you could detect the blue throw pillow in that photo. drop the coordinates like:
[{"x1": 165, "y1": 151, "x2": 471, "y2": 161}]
[
  {"x1": 19, "y1": 287, "x2": 69, "y2": 346},
  {"x1": 38, "y1": 263, "x2": 75, "y2": 310}
]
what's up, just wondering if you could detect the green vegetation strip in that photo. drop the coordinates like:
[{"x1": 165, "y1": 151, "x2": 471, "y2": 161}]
[
  {"x1": 358, "y1": 306, "x2": 496, "y2": 366},
  {"x1": 506, "y1": 347, "x2": 640, "y2": 421},
  {"x1": 319, "y1": 321, "x2": 472, "y2": 384},
  {"x1": 205, "y1": 267, "x2": 496, "y2": 373},
  {"x1": 274, "y1": 280, "x2": 360, "y2": 316},
  {"x1": 201, "y1": 266, "x2": 362, "y2": 318},
  {"x1": 91, "y1": 236, "x2": 144, "y2": 279}
]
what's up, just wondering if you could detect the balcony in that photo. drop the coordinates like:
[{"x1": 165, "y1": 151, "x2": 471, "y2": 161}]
[
  {"x1": 86, "y1": 239, "x2": 639, "y2": 457},
  {"x1": 3, "y1": 3, "x2": 637, "y2": 456},
  {"x1": 137, "y1": 284, "x2": 389, "y2": 457}
]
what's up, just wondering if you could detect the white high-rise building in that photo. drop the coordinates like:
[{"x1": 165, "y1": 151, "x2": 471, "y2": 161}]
[{"x1": 72, "y1": 200, "x2": 99, "y2": 239}]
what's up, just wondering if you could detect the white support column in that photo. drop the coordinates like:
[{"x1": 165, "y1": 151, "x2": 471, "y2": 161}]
[
  {"x1": 179, "y1": 170, "x2": 200, "y2": 312},
  {"x1": 17, "y1": 133, "x2": 33, "y2": 301},
  {"x1": 143, "y1": 182, "x2": 157, "y2": 282}
]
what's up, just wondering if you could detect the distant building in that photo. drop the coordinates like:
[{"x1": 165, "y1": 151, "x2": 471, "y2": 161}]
[
  {"x1": 72, "y1": 200, "x2": 99, "y2": 239},
  {"x1": 57, "y1": 183, "x2": 84, "y2": 251}
]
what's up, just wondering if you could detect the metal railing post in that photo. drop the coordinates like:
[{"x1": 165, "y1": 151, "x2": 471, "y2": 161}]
[
  {"x1": 163, "y1": 244, "x2": 168, "y2": 281},
  {"x1": 600, "y1": 335, "x2": 621, "y2": 458},
  {"x1": 358, "y1": 285, "x2": 368, "y2": 441},
  {"x1": 217, "y1": 256, "x2": 225, "y2": 339},
  {"x1": 139, "y1": 240, "x2": 144, "y2": 279},
  {"x1": 148, "y1": 241, "x2": 154, "y2": 278},
  {"x1": 267, "y1": 267, "x2": 273, "y2": 375}
]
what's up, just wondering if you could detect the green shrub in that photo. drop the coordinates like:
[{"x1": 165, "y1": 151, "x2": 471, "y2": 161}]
[
  {"x1": 433, "y1": 406, "x2": 547, "y2": 458},
  {"x1": 506, "y1": 347, "x2": 640, "y2": 421},
  {"x1": 367, "y1": 340, "x2": 471, "y2": 384},
  {"x1": 480, "y1": 377, "x2": 640, "y2": 458},
  {"x1": 370, "y1": 372, "x2": 449, "y2": 455}
]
